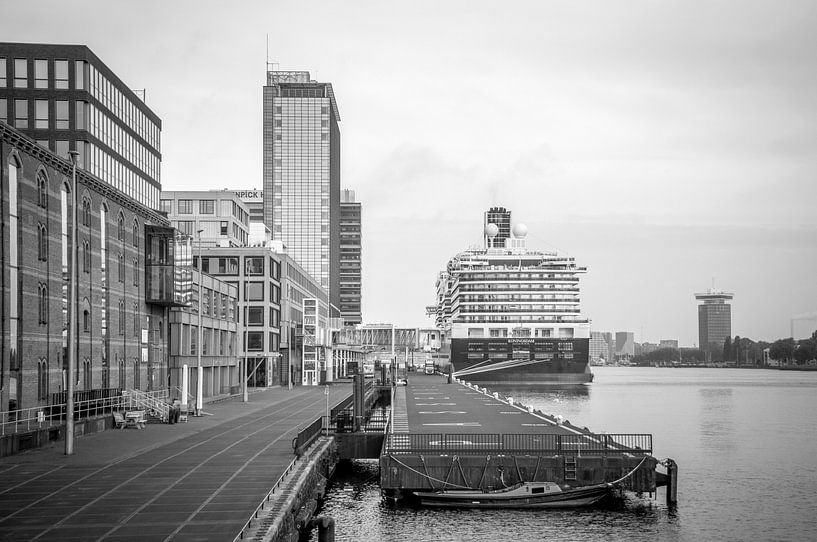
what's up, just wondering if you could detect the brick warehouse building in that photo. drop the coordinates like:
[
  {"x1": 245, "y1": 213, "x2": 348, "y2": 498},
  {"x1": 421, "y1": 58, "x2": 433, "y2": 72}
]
[{"x1": 1, "y1": 123, "x2": 187, "y2": 413}]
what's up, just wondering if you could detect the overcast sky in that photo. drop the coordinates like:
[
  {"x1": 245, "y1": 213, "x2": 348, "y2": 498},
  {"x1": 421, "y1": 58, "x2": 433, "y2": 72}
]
[{"x1": 5, "y1": 1, "x2": 816, "y2": 344}]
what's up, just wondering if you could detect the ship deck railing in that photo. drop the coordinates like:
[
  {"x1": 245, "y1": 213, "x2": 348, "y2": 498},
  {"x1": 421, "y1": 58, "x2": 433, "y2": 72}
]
[{"x1": 383, "y1": 433, "x2": 652, "y2": 455}]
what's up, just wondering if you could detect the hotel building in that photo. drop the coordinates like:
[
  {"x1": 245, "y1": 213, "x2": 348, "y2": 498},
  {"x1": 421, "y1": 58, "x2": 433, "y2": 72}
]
[
  {"x1": 0, "y1": 43, "x2": 161, "y2": 210},
  {"x1": 262, "y1": 70, "x2": 340, "y2": 308}
]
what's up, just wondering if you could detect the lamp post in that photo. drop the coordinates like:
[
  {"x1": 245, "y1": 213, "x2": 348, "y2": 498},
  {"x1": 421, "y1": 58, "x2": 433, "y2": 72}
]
[
  {"x1": 65, "y1": 150, "x2": 80, "y2": 456},
  {"x1": 195, "y1": 229, "x2": 204, "y2": 415}
]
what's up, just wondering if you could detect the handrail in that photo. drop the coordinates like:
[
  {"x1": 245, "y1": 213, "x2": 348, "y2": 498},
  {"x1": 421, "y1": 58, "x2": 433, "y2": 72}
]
[
  {"x1": 384, "y1": 433, "x2": 653, "y2": 455},
  {"x1": 1, "y1": 394, "x2": 125, "y2": 436},
  {"x1": 234, "y1": 455, "x2": 299, "y2": 541}
]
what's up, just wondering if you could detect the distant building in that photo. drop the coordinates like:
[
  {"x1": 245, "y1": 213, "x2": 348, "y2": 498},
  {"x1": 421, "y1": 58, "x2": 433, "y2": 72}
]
[
  {"x1": 161, "y1": 190, "x2": 250, "y2": 247},
  {"x1": 635, "y1": 342, "x2": 658, "y2": 356},
  {"x1": 695, "y1": 289, "x2": 733, "y2": 361},
  {"x1": 615, "y1": 332, "x2": 635, "y2": 359},
  {"x1": 484, "y1": 207, "x2": 511, "y2": 248},
  {"x1": 659, "y1": 339, "x2": 679, "y2": 350},
  {"x1": 590, "y1": 331, "x2": 615, "y2": 364},
  {"x1": 339, "y1": 189, "x2": 362, "y2": 325},
  {"x1": 1, "y1": 43, "x2": 162, "y2": 210}
]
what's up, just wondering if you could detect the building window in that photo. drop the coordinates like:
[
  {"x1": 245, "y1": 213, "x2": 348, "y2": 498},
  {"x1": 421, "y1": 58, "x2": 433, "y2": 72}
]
[
  {"x1": 178, "y1": 199, "x2": 193, "y2": 214},
  {"x1": 75, "y1": 60, "x2": 86, "y2": 90},
  {"x1": 38, "y1": 172, "x2": 48, "y2": 208},
  {"x1": 34, "y1": 59, "x2": 48, "y2": 88},
  {"x1": 0, "y1": 98, "x2": 6, "y2": 123},
  {"x1": 247, "y1": 306, "x2": 264, "y2": 326},
  {"x1": 245, "y1": 256, "x2": 264, "y2": 275},
  {"x1": 38, "y1": 223, "x2": 48, "y2": 261},
  {"x1": 82, "y1": 240, "x2": 91, "y2": 273},
  {"x1": 35, "y1": 99, "x2": 48, "y2": 129},
  {"x1": 132, "y1": 258, "x2": 139, "y2": 286},
  {"x1": 39, "y1": 283, "x2": 49, "y2": 324},
  {"x1": 246, "y1": 331, "x2": 264, "y2": 351},
  {"x1": 83, "y1": 309, "x2": 90, "y2": 332},
  {"x1": 118, "y1": 300, "x2": 125, "y2": 335},
  {"x1": 133, "y1": 303, "x2": 139, "y2": 335},
  {"x1": 160, "y1": 199, "x2": 172, "y2": 214},
  {"x1": 246, "y1": 282, "x2": 264, "y2": 301},
  {"x1": 55, "y1": 60, "x2": 69, "y2": 89},
  {"x1": 55, "y1": 100, "x2": 69, "y2": 129},
  {"x1": 118, "y1": 213, "x2": 125, "y2": 240},
  {"x1": 199, "y1": 200, "x2": 214, "y2": 214},
  {"x1": 83, "y1": 358, "x2": 92, "y2": 390},
  {"x1": 14, "y1": 58, "x2": 27, "y2": 88},
  {"x1": 118, "y1": 354, "x2": 126, "y2": 390},
  {"x1": 14, "y1": 99, "x2": 27, "y2": 128},
  {"x1": 118, "y1": 253, "x2": 124, "y2": 282},
  {"x1": 82, "y1": 198, "x2": 92, "y2": 226},
  {"x1": 0, "y1": 58, "x2": 6, "y2": 87},
  {"x1": 132, "y1": 220, "x2": 139, "y2": 247},
  {"x1": 220, "y1": 221, "x2": 228, "y2": 235},
  {"x1": 38, "y1": 359, "x2": 49, "y2": 401}
]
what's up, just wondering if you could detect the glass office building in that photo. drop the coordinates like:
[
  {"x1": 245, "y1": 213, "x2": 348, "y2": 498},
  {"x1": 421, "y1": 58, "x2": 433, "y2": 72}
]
[
  {"x1": 0, "y1": 43, "x2": 162, "y2": 210},
  {"x1": 339, "y1": 189, "x2": 362, "y2": 325},
  {"x1": 262, "y1": 70, "x2": 340, "y2": 308}
]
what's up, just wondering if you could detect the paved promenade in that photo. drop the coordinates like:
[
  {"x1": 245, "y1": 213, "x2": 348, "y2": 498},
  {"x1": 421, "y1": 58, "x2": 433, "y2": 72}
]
[{"x1": 0, "y1": 385, "x2": 352, "y2": 541}]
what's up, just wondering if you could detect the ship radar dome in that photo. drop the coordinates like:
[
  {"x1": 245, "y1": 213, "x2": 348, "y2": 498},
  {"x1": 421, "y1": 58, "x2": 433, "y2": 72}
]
[
  {"x1": 512, "y1": 223, "x2": 528, "y2": 238},
  {"x1": 484, "y1": 223, "x2": 499, "y2": 237}
]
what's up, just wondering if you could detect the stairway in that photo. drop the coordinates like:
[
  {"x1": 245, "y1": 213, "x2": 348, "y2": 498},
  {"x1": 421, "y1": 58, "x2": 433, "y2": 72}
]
[{"x1": 564, "y1": 455, "x2": 577, "y2": 481}]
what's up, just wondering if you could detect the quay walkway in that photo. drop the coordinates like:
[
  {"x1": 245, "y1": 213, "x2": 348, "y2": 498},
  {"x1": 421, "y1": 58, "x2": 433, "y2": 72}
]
[{"x1": 0, "y1": 385, "x2": 352, "y2": 541}]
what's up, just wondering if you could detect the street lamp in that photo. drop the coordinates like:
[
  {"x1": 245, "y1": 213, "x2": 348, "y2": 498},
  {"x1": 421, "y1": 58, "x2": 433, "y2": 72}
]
[
  {"x1": 195, "y1": 229, "x2": 204, "y2": 415},
  {"x1": 65, "y1": 150, "x2": 80, "y2": 456}
]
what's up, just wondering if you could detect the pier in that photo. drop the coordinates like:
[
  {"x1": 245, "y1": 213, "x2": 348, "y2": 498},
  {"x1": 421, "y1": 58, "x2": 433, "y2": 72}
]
[{"x1": 379, "y1": 373, "x2": 667, "y2": 503}]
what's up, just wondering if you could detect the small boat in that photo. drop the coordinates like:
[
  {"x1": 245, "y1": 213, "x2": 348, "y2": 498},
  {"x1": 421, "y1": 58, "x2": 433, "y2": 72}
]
[
  {"x1": 413, "y1": 481, "x2": 612, "y2": 509},
  {"x1": 413, "y1": 456, "x2": 648, "y2": 509}
]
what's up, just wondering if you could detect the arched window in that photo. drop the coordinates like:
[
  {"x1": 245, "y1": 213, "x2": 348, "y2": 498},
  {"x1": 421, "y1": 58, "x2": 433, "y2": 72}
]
[
  {"x1": 38, "y1": 223, "x2": 48, "y2": 261},
  {"x1": 117, "y1": 213, "x2": 125, "y2": 241},
  {"x1": 99, "y1": 203, "x2": 108, "y2": 274},
  {"x1": 38, "y1": 359, "x2": 48, "y2": 401},
  {"x1": 118, "y1": 353, "x2": 126, "y2": 390},
  {"x1": 37, "y1": 171, "x2": 48, "y2": 208},
  {"x1": 83, "y1": 358, "x2": 91, "y2": 389},
  {"x1": 132, "y1": 302, "x2": 140, "y2": 335},
  {"x1": 82, "y1": 240, "x2": 90, "y2": 273},
  {"x1": 132, "y1": 258, "x2": 139, "y2": 286},
  {"x1": 83, "y1": 309, "x2": 90, "y2": 332},
  {"x1": 118, "y1": 252, "x2": 124, "y2": 283},
  {"x1": 82, "y1": 198, "x2": 92, "y2": 227},
  {"x1": 38, "y1": 283, "x2": 48, "y2": 324},
  {"x1": 118, "y1": 299, "x2": 125, "y2": 335},
  {"x1": 132, "y1": 219, "x2": 139, "y2": 248}
]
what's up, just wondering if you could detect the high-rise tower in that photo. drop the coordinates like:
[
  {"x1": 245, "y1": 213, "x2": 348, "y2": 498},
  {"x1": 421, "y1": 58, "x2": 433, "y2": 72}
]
[
  {"x1": 262, "y1": 70, "x2": 340, "y2": 307},
  {"x1": 339, "y1": 189, "x2": 362, "y2": 325},
  {"x1": 695, "y1": 288, "x2": 734, "y2": 361}
]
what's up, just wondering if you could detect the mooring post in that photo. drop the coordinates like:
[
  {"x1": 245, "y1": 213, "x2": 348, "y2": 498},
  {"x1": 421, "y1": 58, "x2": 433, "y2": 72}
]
[
  {"x1": 309, "y1": 515, "x2": 335, "y2": 542},
  {"x1": 666, "y1": 458, "x2": 678, "y2": 505}
]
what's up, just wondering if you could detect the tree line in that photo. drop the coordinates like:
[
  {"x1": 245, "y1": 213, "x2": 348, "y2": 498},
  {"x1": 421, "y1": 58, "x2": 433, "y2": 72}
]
[{"x1": 630, "y1": 330, "x2": 817, "y2": 366}]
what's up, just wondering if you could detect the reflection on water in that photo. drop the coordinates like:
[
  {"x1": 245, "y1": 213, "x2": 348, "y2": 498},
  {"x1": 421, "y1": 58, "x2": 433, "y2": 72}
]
[
  {"x1": 698, "y1": 387, "x2": 735, "y2": 453},
  {"x1": 488, "y1": 384, "x2": 591, "y2": 399}
]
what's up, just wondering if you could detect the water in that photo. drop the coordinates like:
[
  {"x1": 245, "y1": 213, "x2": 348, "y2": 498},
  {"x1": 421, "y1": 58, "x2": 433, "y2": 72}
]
[{"x1": 314, "y1": 367, "x2": 817, "y2": 541}]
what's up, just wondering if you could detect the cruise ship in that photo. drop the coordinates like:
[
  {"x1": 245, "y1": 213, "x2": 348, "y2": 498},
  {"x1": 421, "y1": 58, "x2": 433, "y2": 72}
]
[{"x1": 432, "y1": 208, "x2": 592, "y2": 385}]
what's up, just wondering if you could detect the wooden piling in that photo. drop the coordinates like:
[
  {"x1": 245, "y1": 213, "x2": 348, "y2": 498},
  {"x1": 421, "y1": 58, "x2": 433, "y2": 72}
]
[{"x1": 666, "y1": 458, "x2": 678, "y2": 505}]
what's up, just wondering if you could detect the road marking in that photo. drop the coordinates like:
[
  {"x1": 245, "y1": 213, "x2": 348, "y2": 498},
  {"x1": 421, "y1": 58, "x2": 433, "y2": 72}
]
[
  {"x1": 417, "y1": 411, "x2": 467, "y2": 415},
  {"x1": 415, "y1": 402, "x2": 456, "y2": 406},
  {"x1": 521, "y1": 423, "x2": 554, "y2": 427},
  {"x1": 500, "y1": 411, "x2": 521, "y2": 414},
  {"x1": 422, "y1": 422, "x2": 481, "y2": 427}
]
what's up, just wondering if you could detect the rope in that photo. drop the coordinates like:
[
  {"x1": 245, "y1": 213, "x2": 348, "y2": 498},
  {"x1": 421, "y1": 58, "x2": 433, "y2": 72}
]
[
  {"x1": 608, "y1": 455, "x2": 650, "y2": 486},
  {"x1": 389, "y1": 456, "x2": 472, "y2": 490}
]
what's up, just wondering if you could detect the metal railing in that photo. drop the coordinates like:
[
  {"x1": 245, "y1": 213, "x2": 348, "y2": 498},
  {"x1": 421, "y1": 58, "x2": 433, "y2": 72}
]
[
  {"x1": 1, "y1": 393, "x2": 126, "y2": 436},
  {"x1": 122, "y1": 389, "x2": 170, "y2": 421},
  {"x1": 234, "y1": 456, "x2": 299, "y2": 541},
  {"x1": 328, "y1": 408, "x2": 389, "y2": 433},
  {"x1": 383, "y1": 433, "x2": 653, "y2": 455},
  {"x1": 292, "y1": 417, "x2": 324, "y2": 456}
]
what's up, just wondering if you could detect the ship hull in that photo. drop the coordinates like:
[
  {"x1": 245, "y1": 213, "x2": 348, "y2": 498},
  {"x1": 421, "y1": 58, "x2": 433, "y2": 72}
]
[{"x1": 449, "y1": 337, "x2": 592, "y2": 385}]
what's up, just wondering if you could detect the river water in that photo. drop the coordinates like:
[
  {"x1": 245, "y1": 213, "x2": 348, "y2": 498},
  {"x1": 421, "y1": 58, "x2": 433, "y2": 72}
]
[{"x1": 312, "y1": 367, "x2": 817, "y2": 541}]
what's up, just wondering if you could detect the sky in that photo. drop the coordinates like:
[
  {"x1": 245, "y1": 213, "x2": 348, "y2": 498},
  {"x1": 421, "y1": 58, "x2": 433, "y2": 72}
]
[{"x1": 4, "y1": 1, "x2": 816, "y2": 345}]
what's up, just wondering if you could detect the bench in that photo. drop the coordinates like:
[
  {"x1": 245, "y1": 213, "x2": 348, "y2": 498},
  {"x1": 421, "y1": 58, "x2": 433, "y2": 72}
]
[{"x1": 125, "y1": 410, "x2": 147, "y2": 429}]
